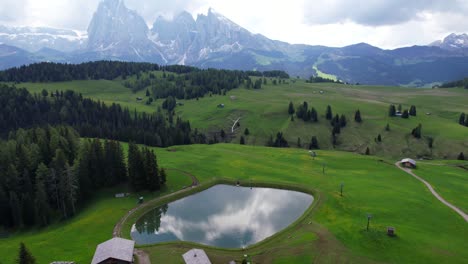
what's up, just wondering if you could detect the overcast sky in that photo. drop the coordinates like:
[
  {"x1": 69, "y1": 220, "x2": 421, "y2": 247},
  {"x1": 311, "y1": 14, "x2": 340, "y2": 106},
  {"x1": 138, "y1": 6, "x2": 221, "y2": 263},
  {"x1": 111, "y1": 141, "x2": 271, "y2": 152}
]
[{"x1": 0, "y1": 0, "x2": 467, "y2": 49}]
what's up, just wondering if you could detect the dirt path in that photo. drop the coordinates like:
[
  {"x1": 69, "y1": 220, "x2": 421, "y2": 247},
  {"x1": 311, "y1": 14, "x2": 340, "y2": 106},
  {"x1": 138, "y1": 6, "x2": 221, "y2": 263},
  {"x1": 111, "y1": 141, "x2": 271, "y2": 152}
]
[
  {"x1": 113, "y1": 168, "x2": 199, "y2": 237},
  {"x1": 395, "y1": 162, "x2": 468, "y2": 222},
  {"x1": 134, "y1": 248, "x2": 150, "y2": 264},
  {"x1": 166, "y1": 168, "x2": 199, "y2": 186}
]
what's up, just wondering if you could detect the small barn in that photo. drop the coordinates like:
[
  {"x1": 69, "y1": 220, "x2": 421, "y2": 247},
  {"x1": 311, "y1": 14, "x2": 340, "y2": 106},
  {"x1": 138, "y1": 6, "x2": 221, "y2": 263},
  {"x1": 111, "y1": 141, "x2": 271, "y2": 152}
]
[
  {"x1": 401, "y1": 158, "x2": 416, "y2": 168},
  {"x1": 91, "y1": 237, "x2": 135, "y2": 264},
  {"x1": 182, "y1": 249, "x2": 212, "y2": 264}
]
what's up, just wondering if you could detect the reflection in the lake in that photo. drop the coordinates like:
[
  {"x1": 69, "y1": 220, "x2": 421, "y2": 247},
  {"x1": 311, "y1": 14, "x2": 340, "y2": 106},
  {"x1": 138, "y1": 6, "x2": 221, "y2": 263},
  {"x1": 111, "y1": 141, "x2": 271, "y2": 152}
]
[{"x1": 131, "y1": 184, "x2": 313, "y2": 248}]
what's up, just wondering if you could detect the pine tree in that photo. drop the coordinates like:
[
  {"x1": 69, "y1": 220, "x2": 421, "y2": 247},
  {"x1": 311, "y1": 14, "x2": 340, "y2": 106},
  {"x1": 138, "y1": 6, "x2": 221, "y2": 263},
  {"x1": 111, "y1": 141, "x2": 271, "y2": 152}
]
[
  {"x1": 9, "y1": 191, "x2": 22, "y2": 227},
  {"x1": 409, "y1": 105, "x2": 417, "y2": 116},
  {"x1": 326, "y1": 105, "x2": 333, "y2": 120},
  {"x1": 458, "y1": 152, "x2": 465, "y2": 160},
  {"x1": 340, "y1": 114, "x2": 347, "y2": 127},
  {"x1": 17, "y1": 242, "x2": 35, "y2": 264},
  {"x1": 332, "y1": 123, "x2": 341, "y2": 134},
  {"x1": 354, "y1": 109, "x2": 362, "y2": 122},
  {"x1": 401, "y1": 110, "x2": 409, "y2": 118},
  {"x1": 159, "y1": 168, "x2": 167, "y2": 185},
  {"x1": 309, "y1": 136, "x2": 319, "y2": 149},
  {"x1": 459, "y1": 113, "x2": 466, "y2": 125},
  {"x1": 411, "y1": 124, "x2": 422, "y2": 138},
  {"x1": 310, "y1": 107, "x2": 318, "y2": 122},
  {"x1": 145, "y1": 149, "x2": 160, "y2": 192},
  {"x1": 34, "y1": 163, "x2": 51, "y2": 226},
  {"x1": 385, "y1": 123, "x2": 390, "y2": 131},
  {"x1": 388, "y1": 105, "x2": 396, "y2": 117},
  {"x1": 240, "y1": 136, "x2": 245, "y2": 145},
  {"x1": 288, "y1": 101, "x2": 295, "y2": 115}
]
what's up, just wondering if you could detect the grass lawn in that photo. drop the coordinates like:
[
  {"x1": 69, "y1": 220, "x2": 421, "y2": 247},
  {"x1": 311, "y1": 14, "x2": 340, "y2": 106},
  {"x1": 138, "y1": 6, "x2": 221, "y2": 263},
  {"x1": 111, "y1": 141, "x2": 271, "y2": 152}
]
[
  {"x1": 415, "y1": 161, "x2": 468, "y2": 212},
  {"x1": 120, "y1": 144, "x2": 467, "y2": 263},
  {"x1": 0, "y1": 144, "x2": 466, "y2": 263}
]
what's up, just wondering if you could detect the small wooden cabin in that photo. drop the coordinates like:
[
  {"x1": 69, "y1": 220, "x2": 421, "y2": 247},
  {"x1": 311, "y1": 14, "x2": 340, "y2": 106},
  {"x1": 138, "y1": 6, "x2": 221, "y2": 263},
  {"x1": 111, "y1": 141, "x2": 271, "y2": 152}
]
[{"x1": 401, "y1": 158, "x2": 416, "y2": 168}]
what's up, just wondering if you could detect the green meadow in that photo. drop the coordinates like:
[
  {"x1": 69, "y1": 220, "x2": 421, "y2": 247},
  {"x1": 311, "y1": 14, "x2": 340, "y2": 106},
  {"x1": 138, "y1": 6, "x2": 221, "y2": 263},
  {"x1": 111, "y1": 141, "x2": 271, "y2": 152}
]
[
  {"x1": 1, "y1": 144, "x2": 466, "y2": 263},
  {"x1": 1, "y1": 74, "x2": 467, "y2": 263},
  {"x1": 13, "y1": 75, "x2": 468, "y2": 159}
]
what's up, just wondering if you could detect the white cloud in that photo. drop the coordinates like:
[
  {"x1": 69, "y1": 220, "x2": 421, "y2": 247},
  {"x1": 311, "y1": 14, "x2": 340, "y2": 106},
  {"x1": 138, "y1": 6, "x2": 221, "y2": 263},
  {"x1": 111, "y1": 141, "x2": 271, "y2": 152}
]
[{"x1": 0, "y1": 0, "x2": 467, "y2": 49}]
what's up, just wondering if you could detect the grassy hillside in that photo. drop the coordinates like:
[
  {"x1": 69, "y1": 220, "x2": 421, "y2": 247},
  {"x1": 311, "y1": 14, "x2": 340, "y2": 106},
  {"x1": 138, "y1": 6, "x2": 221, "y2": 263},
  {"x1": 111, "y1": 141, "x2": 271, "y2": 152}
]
[
  {"x1": 0, "y1": 144, "x2": 466, "y2": 263},
  {"x1": 416, "y1": 161, "x2": 468, "y2": 212},
  {"x1": 12, "y1": 74, "x2": 468, "y2": 159}
]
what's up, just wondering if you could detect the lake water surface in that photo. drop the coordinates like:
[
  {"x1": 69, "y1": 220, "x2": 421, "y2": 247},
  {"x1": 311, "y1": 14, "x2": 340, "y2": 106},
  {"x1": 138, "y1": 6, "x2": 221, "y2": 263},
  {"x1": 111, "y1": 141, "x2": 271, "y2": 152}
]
[{"x1": 131, "y1": 184, "x2": 313, "y2": 248}]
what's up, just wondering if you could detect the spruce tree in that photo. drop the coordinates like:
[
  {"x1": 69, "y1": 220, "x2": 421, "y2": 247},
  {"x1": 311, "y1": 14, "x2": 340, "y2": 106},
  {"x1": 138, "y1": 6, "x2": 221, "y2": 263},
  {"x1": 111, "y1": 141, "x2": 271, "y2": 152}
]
[
  {"x1": 411, "y1": 124, "x2": 422, "y2": 138},
  {"x1": 458, "y1": 152, "x2": 465, "y2": 160},
  {"x1": 326, "y1": 105, "x2": 333, "y2": 120},
  {"x1": 244, "y1": 128, "x2": 250, "y2": 136},
  {"x1": 17, "y1": 242, "x2": 35, "y2": 264},
  {"x1": 145, "y1": 149, "x2": 160, "y2": 192},
  {"x1": 309, "y1": 136, "x2": 319, "y2": 149},
  {"x1": 377, "y1": 134, "x2": 382, "y2": 142},
  {"x1": 159, "y1": 168, "x2": 167, "y2": 185},
  {"x1": 311, "y1": 107, "x2": 318, "y2": 122},
  {"x1": 409, "y1": 105, "x2": 417, "y2": 116},
  {"x1": 288, "y1": 101, "x2": 295, "y2": 115},
  {"x1": 365, "y1": 147, "x2": 370, "y2": 155},
  {"x1": 34, "y1": 163, "x2": 51, "y2": 226},
  {"x1": 385, "y1": 123, "x2": 390, "y2": 131},
  {"x1": 388, "y1": 105, "x2": 396, "y2": 117},
  {"x1": 354, "y1": 109, "x2": 362, "y2": 122},
  {"x1": 240, "y1": 136, "x2": 245, "y2": 145},
  {"x1": 459, "y1": 113, "x2": 466, "y2": 125},
  {"x1": 340, "y1": 114, "x2": 347, "y2": 127},
  {"x1": 401, "y1": 110, "x2": 409, "y2": 118}
]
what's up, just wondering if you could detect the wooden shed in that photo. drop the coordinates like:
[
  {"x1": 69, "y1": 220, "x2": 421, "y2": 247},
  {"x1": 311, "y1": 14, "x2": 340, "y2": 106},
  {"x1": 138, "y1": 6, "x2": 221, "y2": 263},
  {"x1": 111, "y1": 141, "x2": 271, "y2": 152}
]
[
  {"x1": 401, "y1": 158, "x2": 416, "y2": 168},
  {"x1": 91, "y1": 238, "x2": 135, "y2": 264}
]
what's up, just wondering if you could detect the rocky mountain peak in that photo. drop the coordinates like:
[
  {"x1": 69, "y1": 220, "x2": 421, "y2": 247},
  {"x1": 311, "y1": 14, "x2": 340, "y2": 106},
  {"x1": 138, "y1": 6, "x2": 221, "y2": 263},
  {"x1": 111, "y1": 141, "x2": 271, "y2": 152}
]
[
  {"x1": 430, "y1": 33, "x2": 468, "y2": 50},
  {"x1": 87, "y1": 0, "x2": 149, "y2": 51}
]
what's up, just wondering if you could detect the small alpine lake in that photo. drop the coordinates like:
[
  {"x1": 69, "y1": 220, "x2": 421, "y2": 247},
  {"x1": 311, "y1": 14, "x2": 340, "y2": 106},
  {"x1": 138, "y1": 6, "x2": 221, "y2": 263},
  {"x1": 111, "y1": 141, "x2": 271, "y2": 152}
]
[{"x1": 130, "y1": 184, "x2": 314, "y2": 248}]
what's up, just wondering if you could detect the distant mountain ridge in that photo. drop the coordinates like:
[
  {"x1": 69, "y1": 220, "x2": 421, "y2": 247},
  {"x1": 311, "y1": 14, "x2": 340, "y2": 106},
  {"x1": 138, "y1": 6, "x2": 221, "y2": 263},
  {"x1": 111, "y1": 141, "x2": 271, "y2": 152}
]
[{"x1": 1, "y1": 0, "x2": 468, "y2": 86}]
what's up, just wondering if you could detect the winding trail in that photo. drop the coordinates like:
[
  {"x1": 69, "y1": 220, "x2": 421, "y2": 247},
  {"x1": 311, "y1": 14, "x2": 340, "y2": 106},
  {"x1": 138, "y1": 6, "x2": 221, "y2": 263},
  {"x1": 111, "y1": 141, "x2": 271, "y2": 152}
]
[
  {"x1": 113, "y1": 168, "x2": 199, "y2": 238},
  {"x1": 395, "y1": 162, "x2": 468, "y2": 222}
]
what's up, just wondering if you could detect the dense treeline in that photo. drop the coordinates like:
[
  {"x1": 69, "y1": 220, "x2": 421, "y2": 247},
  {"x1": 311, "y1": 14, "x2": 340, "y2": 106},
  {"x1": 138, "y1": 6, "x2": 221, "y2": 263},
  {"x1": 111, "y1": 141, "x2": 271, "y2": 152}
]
[
  {"x1": 438, "y1": 78, "x2": 468, "y2": 89},
  {"x1": 0, "y1": 126, "x2": 165, "y2": 228},
  {"x1": 0, "y1": 61, "x2": 161, "y2": 83},
  {"x1": 149, "y1": 69, "x2": 251, "y2": 100},
  {"x1": 0, "y1": 61, "x2": 289, "y2": 100},
  {"x1": 0, "y1": 85, "x2": 205, "y2": 147},
  {"x1": 306, "y1": 76, "x2": 342, "y2": 83},
  {"x1": 246, "y1": 70, "x2": 290, "y2": 79}
]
